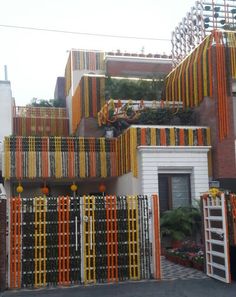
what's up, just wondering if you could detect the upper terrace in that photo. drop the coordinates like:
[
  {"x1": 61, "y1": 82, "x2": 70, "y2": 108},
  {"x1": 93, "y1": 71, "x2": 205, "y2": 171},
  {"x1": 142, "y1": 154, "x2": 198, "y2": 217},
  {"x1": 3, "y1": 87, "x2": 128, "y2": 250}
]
[
  {"x1": 64, "y1": 49, "x2": 173, "y2": 98},
  {"x1": 13, "y1": 106, "x2": 69, "y2": 136}
]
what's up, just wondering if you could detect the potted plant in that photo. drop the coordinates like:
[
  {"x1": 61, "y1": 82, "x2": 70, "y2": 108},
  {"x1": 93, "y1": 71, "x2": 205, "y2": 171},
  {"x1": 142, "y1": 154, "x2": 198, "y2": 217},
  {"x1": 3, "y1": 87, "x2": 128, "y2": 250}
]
[{"x1": 161, "y1": 207, "x2": 201, "y2": 247}]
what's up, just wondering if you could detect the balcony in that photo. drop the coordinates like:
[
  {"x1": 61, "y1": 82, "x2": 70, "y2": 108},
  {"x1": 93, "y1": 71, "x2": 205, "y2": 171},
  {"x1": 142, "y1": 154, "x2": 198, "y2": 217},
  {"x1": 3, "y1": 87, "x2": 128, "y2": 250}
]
[
  {"x1": 13, "y1": 106, "x2": 69, "y2": 136},
  {"x1": 3, "y1": 125, "x2": 210, "y2": 180}
]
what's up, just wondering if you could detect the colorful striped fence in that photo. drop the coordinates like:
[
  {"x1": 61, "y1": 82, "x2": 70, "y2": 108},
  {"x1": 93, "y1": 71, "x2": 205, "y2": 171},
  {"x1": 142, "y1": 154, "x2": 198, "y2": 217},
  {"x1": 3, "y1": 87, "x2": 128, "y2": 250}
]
[
  {"x1": 116, "y1": 126, "x2": 211, "y2": 177},
  {"x1": 4, "y1": 137, "x2": 117, "y2": 180},
  {"x1": 65, "y1": 51, "x2": 105, "y2": 97},
  {"x1": 4, "y1": 126, "x2": 210, "y2": 180},
  {"x1": 9, "y1": 195, "x2": 160, "y2": 288},
  {"x1": 13, "y1": 107, "x2": 69, "y2": 137},
  {"x1": 13, "y1": 117, "x2": 69, "y2": 137},
  {"x1": 72, "y1": 75, "x2": 105, "y2": 134}
]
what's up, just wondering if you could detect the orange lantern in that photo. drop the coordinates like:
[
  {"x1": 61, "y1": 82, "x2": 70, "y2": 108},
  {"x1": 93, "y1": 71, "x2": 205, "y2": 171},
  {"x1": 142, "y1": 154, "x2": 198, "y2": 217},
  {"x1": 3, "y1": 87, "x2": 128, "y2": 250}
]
[
  {"x1": 41, "y1": 186, "x2": 49, "y2": 196},
  {"x1": 98, "y1": 183, "x2": 106, "y2": 193}
]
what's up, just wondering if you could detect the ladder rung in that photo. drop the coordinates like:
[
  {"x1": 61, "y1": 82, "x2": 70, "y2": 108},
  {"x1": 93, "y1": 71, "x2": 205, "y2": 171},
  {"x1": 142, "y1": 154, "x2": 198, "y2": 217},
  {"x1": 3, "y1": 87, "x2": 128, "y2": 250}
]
[
  {"x1": 207, "y1": 251, "x2": 225, "y2": 258},
  {"x1": 206, "y1": 239, "x2": 224, "y2": 246},
  {"x1": 208, "y1": 262, "x2": 226, "y2": 271},
  {"x1": 205, "y1": 216, "x2": 222, "y2": 221},
  {"x1": 206, "y1": 228, "x2": 223, "y2": 233},
  {"x1": 204, "y1": 206, "x2": 222, "y2": 210},
  {"x1": 207, "y1": 273, "x2": 228, "y2": 283}
]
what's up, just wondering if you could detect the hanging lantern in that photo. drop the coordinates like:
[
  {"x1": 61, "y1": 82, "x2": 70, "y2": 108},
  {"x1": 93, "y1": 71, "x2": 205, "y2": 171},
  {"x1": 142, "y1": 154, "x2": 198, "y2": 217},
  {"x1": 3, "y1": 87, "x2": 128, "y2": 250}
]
[
  {"x1": 71, "y1": 183, "x2": 78, "y2": 192},
  {"x1": 98, "y1": 183, "x2": 106, "y2": 193},
  {"x1": 41, "y1": 186, "x2": 49, "y2": 195},
  {"x1": 16, "y1": 184, "x2": 23, "y2": 194}
]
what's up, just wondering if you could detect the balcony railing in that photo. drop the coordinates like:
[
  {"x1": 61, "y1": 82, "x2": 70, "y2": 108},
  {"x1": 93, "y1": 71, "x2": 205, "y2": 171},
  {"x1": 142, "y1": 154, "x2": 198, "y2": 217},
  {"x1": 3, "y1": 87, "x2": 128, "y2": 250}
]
[
  {"x1": 4, "y1": 125, "x2": 210, "y2": 180},
  {"x1": 13, "y1": 106, "x2": 68, "y2": 119},
  {"x1": 13, "y1": 106, "x2": 69, "y2": 136}
]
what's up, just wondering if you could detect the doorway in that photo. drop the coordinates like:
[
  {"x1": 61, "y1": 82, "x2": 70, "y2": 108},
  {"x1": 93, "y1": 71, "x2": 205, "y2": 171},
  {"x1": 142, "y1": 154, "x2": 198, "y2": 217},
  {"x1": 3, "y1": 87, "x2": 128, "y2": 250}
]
[{"x1": 158, "y1": 174, "x2": 191, "y2": 213}]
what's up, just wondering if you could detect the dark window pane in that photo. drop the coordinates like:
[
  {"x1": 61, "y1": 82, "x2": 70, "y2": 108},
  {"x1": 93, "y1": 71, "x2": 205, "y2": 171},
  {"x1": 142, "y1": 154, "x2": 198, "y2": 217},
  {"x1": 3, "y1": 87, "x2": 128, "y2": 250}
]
[
  {"x1": 172, "y1": 175, "x2": 190, "y2": 208},
  {"x1": 158, "y1": 176, "x2": 169, "y2": 212}
]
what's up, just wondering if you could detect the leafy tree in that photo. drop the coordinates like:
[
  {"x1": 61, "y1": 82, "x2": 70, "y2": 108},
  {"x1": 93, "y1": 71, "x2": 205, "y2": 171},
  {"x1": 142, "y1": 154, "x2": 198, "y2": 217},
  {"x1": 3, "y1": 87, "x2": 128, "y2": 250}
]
[
  {"x1": 27, "y1": 98, "x2": 66, "y2": 108},
  {"x1": 105, "y1": 76, "x2": 165, "y2": 101}
]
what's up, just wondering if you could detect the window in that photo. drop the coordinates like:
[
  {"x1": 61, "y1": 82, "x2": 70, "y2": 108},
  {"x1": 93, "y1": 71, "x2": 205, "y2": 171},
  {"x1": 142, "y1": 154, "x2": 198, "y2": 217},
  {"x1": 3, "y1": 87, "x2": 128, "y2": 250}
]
[{"x1": 158, "y1": 174, "x2": 191, "y2": 213}]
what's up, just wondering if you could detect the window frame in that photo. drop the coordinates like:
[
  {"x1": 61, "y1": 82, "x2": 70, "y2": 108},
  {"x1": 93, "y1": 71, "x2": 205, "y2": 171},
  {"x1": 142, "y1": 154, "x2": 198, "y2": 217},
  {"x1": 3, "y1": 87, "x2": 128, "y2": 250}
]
[{"x1": 158, "y1": 173, "x2": 192, "y2": 212}]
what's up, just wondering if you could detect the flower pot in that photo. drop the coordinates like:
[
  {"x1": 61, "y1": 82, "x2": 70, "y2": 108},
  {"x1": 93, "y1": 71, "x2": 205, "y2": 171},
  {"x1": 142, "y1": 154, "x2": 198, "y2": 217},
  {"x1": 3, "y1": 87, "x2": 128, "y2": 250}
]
[
  {"x1": 171, "y1": 240, "x2": 182, "y2": 249},
  {"x1": 192, "y1": 262, "x2": 204, "y2": 271}
]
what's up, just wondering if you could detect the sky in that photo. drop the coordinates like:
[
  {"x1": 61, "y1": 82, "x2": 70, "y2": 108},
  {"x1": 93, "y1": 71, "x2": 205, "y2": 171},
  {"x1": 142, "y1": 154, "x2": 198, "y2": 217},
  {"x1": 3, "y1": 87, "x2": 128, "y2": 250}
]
[{"x1": 0, "y1": 0, "x2": 197, "y2": 106}]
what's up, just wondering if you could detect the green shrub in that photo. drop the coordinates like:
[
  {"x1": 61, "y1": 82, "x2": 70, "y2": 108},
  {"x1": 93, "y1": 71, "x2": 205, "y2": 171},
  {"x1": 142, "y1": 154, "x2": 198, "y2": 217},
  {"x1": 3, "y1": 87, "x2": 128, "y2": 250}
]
[
  {"x1": 138, "y1": 108, "x2": 195, "y2": 126},
  {"x1": 160, "y1": 207, "x2": 201, "y2": 241}
]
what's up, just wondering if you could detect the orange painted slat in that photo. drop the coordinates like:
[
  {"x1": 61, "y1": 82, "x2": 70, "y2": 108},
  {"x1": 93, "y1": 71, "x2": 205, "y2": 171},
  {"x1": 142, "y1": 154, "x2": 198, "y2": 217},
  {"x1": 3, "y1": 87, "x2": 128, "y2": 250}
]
[
  {"x1": 140, "y1": 128, "x2": 146, "y2": 146},
  {"x1": 58, "y1": 197, "x2": 61, "y2": 284},
  {"x1": 197, "y1": 129, "x2": 204, "y2": 146},
  {"x1": 66, "y1": 196, "x2": 70, "y2": 284},
  {"x1": 179, "y1": 129, "x2": 185, "y2": 146},
  {"x1": 160, "y1": 129, "x2": 167, "y2": 146},
  {"x1": 17, "y1": 197, "x2": 21, "y2": 287},
  {"x1": 113, "y1": 197, "x2": 118, "y2": 281}
]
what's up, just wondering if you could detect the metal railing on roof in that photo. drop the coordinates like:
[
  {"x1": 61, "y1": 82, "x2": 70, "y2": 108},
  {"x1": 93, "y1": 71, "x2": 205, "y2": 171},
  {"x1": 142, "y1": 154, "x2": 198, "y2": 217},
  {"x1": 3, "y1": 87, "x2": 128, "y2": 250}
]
[{"x1": 13, "y1": 106, "x2": 68, "y2": 119}]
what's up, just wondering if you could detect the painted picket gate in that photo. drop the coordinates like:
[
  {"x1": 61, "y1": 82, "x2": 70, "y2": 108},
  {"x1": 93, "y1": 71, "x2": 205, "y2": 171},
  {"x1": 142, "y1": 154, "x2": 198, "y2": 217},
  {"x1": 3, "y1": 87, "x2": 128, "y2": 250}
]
[
  {"x1": 8, "y1": 194, "x2": 161, "y2": 288},
  {"x1": 202, "y1": 193, "x2": 231, "y2": 283}
]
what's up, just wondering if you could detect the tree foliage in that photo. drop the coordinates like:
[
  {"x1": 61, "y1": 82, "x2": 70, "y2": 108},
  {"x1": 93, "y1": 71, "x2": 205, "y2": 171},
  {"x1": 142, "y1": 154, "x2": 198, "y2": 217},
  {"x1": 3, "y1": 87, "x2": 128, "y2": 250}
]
[
  {"x1": 27, "y1": 98, "x2": 66, "y2": 108},
  {"x1": 105, "y1": 76, "x2": 165, "y2": 101}
]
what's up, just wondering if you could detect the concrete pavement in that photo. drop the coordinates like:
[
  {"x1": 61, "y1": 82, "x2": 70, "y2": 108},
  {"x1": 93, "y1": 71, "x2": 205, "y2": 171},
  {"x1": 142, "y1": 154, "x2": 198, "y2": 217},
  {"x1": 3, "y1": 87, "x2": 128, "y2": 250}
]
[{"x1": 2, "y1": 279, "x2": 236, "y2": 297}]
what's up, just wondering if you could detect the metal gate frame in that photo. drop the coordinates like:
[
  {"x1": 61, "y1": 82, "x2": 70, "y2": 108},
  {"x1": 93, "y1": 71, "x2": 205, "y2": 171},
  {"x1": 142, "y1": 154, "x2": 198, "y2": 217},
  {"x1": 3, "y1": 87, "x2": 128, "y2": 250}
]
[{"x1": 7, "y1": 194, "x2": 161, "y2": 288}]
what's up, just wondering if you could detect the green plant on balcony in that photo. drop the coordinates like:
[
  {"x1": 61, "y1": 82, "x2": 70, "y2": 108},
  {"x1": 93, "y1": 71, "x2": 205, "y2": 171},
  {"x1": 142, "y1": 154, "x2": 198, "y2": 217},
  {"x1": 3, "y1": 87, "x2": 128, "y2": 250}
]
[
  {"x1": 138, "y1": 108, "x2": 195, "y2": 125},
  {"x1": 105, "y1": 76, "x2": 165, "y2": 101}
]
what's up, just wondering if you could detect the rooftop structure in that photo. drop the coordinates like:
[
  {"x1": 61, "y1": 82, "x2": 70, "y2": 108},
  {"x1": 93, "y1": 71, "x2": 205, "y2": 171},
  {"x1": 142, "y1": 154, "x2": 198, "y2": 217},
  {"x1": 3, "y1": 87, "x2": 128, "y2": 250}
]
[{"x1": 172, "y1": 0, "x2": 236, "y2": 65}]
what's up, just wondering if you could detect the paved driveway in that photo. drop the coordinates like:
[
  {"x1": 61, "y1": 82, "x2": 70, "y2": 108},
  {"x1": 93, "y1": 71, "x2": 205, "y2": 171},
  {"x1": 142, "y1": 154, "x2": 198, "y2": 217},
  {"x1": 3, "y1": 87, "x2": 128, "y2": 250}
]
[{"x1": 2, "y1": 279, "x2": 236, "y2": 297}]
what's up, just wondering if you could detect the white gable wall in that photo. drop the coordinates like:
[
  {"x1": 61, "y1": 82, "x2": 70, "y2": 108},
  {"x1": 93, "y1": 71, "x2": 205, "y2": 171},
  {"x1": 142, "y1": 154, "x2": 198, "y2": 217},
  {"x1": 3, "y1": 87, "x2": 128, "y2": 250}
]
[{"x1": 138, "y1": 146, "x2": 210, "y2": 203}]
